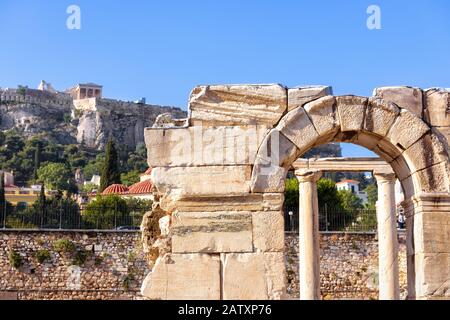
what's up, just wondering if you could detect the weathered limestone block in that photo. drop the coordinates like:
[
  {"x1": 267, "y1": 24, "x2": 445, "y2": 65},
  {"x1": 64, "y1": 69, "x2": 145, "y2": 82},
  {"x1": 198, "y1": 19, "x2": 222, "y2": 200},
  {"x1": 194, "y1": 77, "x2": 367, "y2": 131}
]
[
  {"x1": 141, "y1": 253, "x2": 221, "y2": 300},
  {"x1": 400, "y1": 175, "x2": 415, "y2": 200},
  {"x1": 252, "y1": 211, "x2": 285, "y2": 252},
  {"x1": 352, "y1": 132, "x2": 382, "y2": 151},
  {"x1": 386, "y1": 110, "x2": 430, "y2": 150},
  {"x1": 365, "y1": 98, "x2": 400, "y2": 137},
  {"x1": 432, "y1": 126, "x2": 450, "y2": 155},
  {"x1": 163, "y1": 195, "x2": 264, "y2": 212},
  {"x1": 160, "y1": 193, "x2": 284, "y2": 213},
  {"x1": 222, "y1": 252, "x2": 286, "y2": 300},
  {"x1": 411, "y1": 162, "x2": 450, "y2": 193},
  {"x1": 373, "y1": 138, "x2": 403, "y2": 162},
  {"x1": 152, "y1": 113, "x2": 188, "y2": 128},
  {"x1": 189, "y1": 84, "x2": 287, "y2": 126},
  {"x1": 262, "y1": 193, "x2": 285, "y2": 211},
  {"x1": 424, "y1": 88, "x2": 450, "y2": 127},
  {"x1": 287, "y1": 86, "x2": 333, "y2": 111},
  {"x1": 304, "y1": 96, "x2": 339, "y2": 142},
  {"x1": 171, "y1": 212, "x2": 253, "y2": 253},
  {"x1": 276, "y1": 107, "x2": 320, "y2": 153},
  {"x1": 414, "y1": 252, "x2": 450, "y2": 299},
  {"x1": 251, "y1": 163, "x2": 287, "y2": 193},
  {"x1": 255, "y1": 129, "x2": 301, "y2": 167},
  {"x1": 374, "y1": 86, "x2": 423, "y2": 117},
  {"x1": 389, "y1": 156, "x2": 410, "y2": 181},
  {"x1": 401, "y1": 133, "x2": 448, "y2": 174},
  {"x1": 144, "y1": 125, "x2": 270, "y2": 167},
  {"x1": 413, "y1": 211, "x2": 450, "y2": 254},
  {"x1": 336, "y1": 96, "x2": 368, "y2": 132},
  {"x1": 251, "y1": 130, "x2": 301, "y2": 193},
  {"x1": 151, "y1": 166, "x2": 252, "y2": 197}
]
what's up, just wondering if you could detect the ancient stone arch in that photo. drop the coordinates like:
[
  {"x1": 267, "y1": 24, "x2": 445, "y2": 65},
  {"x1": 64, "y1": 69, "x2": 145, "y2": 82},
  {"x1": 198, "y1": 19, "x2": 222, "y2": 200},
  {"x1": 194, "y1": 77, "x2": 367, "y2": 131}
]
[{"x1": 141, "y1": 84, "x2": 450, "y2": 300}]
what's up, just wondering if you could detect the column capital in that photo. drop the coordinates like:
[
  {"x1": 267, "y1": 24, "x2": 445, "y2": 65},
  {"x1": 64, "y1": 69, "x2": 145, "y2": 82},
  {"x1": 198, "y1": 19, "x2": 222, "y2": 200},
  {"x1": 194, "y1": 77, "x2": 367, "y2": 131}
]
[
  {"x1": 373, "y1": 171, "x2": 396, "y2": 183},
  {"x1": 295, "y1": 169, "x2": 322, "y2": 183}
]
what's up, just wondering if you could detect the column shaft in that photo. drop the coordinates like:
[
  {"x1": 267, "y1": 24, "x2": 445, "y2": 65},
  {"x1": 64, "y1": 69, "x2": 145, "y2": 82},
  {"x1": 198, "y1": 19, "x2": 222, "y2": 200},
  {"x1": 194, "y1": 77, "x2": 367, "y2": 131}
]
[
  {"x1": 374, "y1": 172, "x2": 400, "y2": 300},
  {"x1": 296, "y1": 169, "x2": 322, "y2": 300}
]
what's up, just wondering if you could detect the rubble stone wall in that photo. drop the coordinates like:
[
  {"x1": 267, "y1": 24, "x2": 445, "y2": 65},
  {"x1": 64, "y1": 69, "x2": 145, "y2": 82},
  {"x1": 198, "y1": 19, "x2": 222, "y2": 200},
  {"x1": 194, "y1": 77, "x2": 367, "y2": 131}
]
[
  {"x1": 0, "y1": 230, "x2": 407, "y2": 300},
  {"x1": 0, "y1": 230, "x2": 149, "y2": 300}
]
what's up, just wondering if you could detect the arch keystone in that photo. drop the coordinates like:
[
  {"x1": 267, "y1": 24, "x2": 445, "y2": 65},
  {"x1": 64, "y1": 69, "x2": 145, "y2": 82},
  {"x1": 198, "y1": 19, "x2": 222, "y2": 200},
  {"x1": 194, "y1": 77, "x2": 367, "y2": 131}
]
[{"x1": 336, "y1": 96, "x2": 368, "y2": 132}]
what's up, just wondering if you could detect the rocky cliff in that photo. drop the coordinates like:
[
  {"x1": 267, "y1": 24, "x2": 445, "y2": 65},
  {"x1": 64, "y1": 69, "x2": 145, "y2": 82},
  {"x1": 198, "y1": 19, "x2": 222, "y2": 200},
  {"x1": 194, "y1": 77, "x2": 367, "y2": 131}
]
[{"x1": 0, "y1": 88, "x2": 186, "y2": 150}]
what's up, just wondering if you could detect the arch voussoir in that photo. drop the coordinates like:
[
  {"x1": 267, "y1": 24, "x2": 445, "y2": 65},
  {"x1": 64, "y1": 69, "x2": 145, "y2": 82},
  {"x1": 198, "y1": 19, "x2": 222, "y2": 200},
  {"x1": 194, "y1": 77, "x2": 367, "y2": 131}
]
[
  {"x1": 336, "y1": 96, "x2": 368, "y2": 132},
  {"x1": 364, "y1": 97, "x2": 400, "y2": 137},
  {"x1": 275, "y1": 106, "x2": 320, "y2": 154},
  {"x1": 303, "y1": 96, "x2": 339, "y2": 146},
  {"x1": 251, "y1": 129, "x2": 301, "y2": 193}
]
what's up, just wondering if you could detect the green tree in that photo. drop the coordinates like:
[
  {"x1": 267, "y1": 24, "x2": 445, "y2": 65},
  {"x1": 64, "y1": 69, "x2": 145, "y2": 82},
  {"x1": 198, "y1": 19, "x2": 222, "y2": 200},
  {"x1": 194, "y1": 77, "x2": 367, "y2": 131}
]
[
  {"x1": 83, "y1": 160, "x2": 102, "y2": 181},
  {"x1": 337, "y1": 190, "x2": 364, "y2": 211},
  {"x1": 317, "y1": 178, "x2": 342, "y2": 208},
  {"x1": 121, "y1": 170, "x2": 141, "y2": 186},
  {"x1": 83, "y1": 195, "x2": 129, "y2": 229},
  {"x1": 0, "y1": 172, "x2": 5, "y2": 226},
  {"x1": 82, "y1": 183, "x2": 98, "y2": 193},
  {"x1": 37, "y1": 162, "x2": 72, "y2": 191},
  {"x1": 38, "y1": 184, "x2": 46, "y2": 227},
  {"x1": 284, "y1": 177, "x2": 299, "y2": 210},
  {"x1": 364, "y1": 184, "x2": 378, "y2": 209},
  {"x1": 33, "y1": 142, "x2": 42, "y2": 180},
  {"x1": 4, "y1": 132, "x2": 24, "y2": 155},
  {"x1": 99, "y1": 139, "x2": 121, "y2": 192}
]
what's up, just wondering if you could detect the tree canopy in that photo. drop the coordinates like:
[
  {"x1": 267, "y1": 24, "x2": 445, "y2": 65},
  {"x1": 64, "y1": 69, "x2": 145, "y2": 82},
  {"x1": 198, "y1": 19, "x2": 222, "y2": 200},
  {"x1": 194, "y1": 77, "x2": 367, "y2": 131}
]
[
  {"x1": 37, "y1": 162, "x2": 73, "y2": 191},
  {"x1": 99, "y1": 139, "x2": 121, "y2": 192}
]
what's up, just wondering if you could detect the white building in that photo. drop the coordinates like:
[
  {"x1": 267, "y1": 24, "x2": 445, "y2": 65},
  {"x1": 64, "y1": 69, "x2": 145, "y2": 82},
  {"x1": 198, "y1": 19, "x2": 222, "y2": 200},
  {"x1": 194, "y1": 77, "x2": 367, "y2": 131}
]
[
  {"x1": 336, "y1": 179, "x2": 368, "y2": 205},
  {"x1": 84, "y1": 174, "x2": 101, "y2": 186}
]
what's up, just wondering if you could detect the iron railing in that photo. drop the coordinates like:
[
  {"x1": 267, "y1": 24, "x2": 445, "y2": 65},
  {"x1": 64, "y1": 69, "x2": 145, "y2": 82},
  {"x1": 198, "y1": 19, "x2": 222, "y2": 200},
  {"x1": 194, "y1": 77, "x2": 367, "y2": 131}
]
[
  {"x1": 285, "y1": 205, "x2": 385, "y2": 232},
  {"x1": 0, "y1": 203, "x2": 147, "y2": 230}
]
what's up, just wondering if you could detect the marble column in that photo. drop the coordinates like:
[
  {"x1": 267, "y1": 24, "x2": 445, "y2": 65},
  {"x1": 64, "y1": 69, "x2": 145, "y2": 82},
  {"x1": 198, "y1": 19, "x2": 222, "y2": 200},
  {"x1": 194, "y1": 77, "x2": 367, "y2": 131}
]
[
  {"x1": 295, "y1": 169, "x2": 322, "y2": 300},
  {"x1": 374, "y1": 171, "x2": 400, "y2": 300}
]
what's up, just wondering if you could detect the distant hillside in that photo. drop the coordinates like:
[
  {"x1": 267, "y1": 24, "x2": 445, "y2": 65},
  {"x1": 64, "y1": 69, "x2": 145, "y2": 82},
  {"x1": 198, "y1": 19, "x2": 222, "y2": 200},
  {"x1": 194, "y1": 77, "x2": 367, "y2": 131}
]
[{"x1": 0, "y1": 87, "x2": 187, "y2": 151}]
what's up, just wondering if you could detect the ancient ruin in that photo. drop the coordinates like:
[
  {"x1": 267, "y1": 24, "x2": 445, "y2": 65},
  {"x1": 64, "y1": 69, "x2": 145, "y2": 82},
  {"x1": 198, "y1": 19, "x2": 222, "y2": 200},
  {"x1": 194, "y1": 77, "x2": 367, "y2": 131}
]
[{"x1": 141, "y1": 84, "x2": 450, "y2": 300}]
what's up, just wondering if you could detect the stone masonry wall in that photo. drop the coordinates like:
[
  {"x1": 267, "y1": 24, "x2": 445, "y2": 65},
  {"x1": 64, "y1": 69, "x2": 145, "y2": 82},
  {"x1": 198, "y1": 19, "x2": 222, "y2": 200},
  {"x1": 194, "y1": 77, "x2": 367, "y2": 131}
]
[
  {"x1": 0, "y1": 230, "x2": 149, "y2": 300},
  {"x1": 1, "y1": 230, "x2": 406, "y2": 300}
]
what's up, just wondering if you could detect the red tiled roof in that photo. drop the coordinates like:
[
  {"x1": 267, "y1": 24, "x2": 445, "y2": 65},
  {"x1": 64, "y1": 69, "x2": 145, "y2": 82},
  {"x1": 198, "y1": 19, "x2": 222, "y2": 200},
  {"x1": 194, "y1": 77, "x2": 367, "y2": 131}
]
[
  {"x1": 101, "y1": 184, "x2": 129, "y2": 195},
  {"x1": 336, "y1": 180, "x2": 360, "y2": 185},
  {"x1": 140, "y1": 167, "x2": 153, "y2": 176},
  {"x1": 5, "y1": 184, "x2": 19, "y2": 189},
  {"x1": 128, "y1": 179, "x2": 153, "y2": 195}
]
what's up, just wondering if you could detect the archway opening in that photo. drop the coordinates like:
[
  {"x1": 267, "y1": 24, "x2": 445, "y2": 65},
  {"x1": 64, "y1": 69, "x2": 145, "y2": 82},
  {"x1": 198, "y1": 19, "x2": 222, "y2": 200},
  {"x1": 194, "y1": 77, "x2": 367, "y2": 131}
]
[
  {"x1": 281, "y1": 145, "x2": 408, "y2": 300},
  {"x1": 249, "y1": 95, "x2": 447, "y2": 300}
]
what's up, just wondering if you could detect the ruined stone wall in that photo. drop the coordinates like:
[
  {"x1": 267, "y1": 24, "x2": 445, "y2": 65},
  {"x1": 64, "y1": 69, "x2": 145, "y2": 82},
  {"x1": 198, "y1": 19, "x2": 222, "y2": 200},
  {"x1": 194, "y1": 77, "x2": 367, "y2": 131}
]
[
  {"x1": 0, "y1": 230, "x2": 407, "y2": 300},
  {"x1": 0, "y1": 230, "x2": 149, "y2": 300},
  {"x1": 374, "y1": 86, "x2": 450, "y2": 153},
  {"x1": 144, "y1": 84, "x2": 450, "y2": 300},
  {"x1": 285, "y1": 232, "x2": 408, "y2": 300}
]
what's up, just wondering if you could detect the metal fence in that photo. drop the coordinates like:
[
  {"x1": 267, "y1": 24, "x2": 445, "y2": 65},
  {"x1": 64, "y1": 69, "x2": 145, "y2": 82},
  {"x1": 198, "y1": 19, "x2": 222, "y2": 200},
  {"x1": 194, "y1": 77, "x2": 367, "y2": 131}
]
[
  {"x1": 0, "y1": 203, "x2": 147, "y2": 230},
  {"x1": 285, "y1": 205, "x2": 380, "y2": 232}
]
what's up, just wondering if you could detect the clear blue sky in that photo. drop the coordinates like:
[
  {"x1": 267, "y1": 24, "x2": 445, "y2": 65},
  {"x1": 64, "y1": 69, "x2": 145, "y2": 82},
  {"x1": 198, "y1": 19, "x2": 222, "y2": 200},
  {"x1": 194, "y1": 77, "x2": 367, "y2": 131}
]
[{"x1": 1, "y1": 1, "x2": 449, "y2": 157}]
